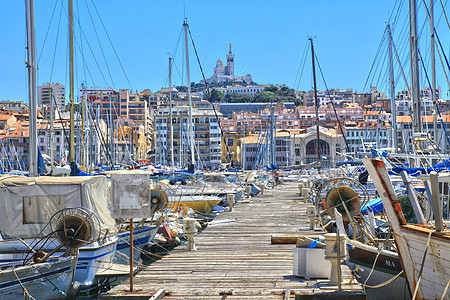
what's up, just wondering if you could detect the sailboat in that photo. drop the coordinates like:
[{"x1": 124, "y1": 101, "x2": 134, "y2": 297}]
[{"x1": 364, "y1": 158, "x2": 449, "y2": 299}]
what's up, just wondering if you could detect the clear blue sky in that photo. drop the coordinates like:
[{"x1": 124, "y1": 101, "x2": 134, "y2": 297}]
[{"x1": 1, "y1": 0, "x2": 449, "y2": 102}]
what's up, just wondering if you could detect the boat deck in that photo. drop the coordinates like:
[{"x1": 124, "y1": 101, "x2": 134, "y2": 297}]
[{"x1": 99, "y1": 181, "x2": 364, "y2": 299}]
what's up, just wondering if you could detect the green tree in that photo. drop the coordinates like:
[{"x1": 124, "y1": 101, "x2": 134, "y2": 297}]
[
  {"x1": 253, "y1": 91, "x2": 275, "y2": 102},
  {"x1": 264, "y1": 86, "x2": 278, "y2": 93},
  {"x1": 224, "y1": 93, "x2": 251, "y2": 103},
  {"x1": 204, "y1": 89, "x2": 225, "y2": 102},
  {"x1": 175, "y1": 85, "x2": 187, "y2": 93}
]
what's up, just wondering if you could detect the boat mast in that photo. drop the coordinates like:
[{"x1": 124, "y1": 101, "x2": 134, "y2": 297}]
[
  {"x1": 25, "y1": 0, "x2": 37, "y2": 176},
  {"x1": 409, "y1": 0, "x2": 421, "y2": 135},
  {"x1": 69, "y1": 0, "x2": 76, "y2": 175},
  {"x1": 430, "y1": 0, "x2": 438, "y2": 149},
  {"x1": 309, "y1": 38, "x2": 321, "y2": 172},
  {"x1": 169, "y1": 57, "x2": 175, "y2": 170},
  {"x1": 242, "y1": 111, "x2": 246, "y2": 170},
  {"x1": 81, "y1": 86, "x2": 86, "y2": 170},
  {"x1": 183, "y1": 20, "x2": 196, "y2": 168},
  {"x1": 388, "y1": 25, "x2": 398, "y2": 152},
  {"x1": 269, "y1": 105, "x2": 274, "y2": 167},
  {"x1": 50, "y1": 88, "x2": 54, "y2": 174}
]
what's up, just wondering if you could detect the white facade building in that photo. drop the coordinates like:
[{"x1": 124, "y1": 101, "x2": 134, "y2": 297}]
[
  {"x1": 37, "y1": 83, "x2": 66, "y2": 110},
  {"x1": 223, "y1": 85, "x2": 264, "y2": 97},
  {"x1": 154, "y1": 106, "x2": 222, "y2": 168}
]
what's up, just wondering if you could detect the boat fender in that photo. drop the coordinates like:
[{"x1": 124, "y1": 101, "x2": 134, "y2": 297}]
[{"x1": 65, "y1": 281, "x2": 81, "y2": 300}]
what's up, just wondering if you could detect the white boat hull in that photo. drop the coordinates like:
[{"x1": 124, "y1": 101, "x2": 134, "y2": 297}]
[
  {"x1": 0, "y1": 235, "x2": 117, "y2": 292},
  {"x1": 398, "y1": 227, "x2": 450, "y2": 299},
  {"x1": 0, "y1": 257, "x2": 75, "y2": 300}
]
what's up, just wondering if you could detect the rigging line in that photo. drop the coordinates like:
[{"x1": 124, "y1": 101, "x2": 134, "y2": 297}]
[
  {"x1": 314, "y1": 53, "x2": 350, "y2": 154},
  {"x1": 440, "y1": 0, "x2": 450, "y2": 29},
  {"x1": 297, "y1": 45, "x2": 310, "y2": 91},
  {"x1": 84, "y1": 0, "x2": 115, "y2": 88},
  {"x1": 89, "y1": 0, "x2": 133, "y2": 91},
  {"x1": 293, "y1": 41, "x2": 309, "y2": 89},
  {"x1": 418, "y1": 48, "x2": 450, "y2": 148},
  {"x1": 392, "y1": 0, "x2": 405, "y2": 29},
  {"x1": 391, "y1": 33, "x2": 411, "y2": 97},
  {"x1": 172, "y1": 60, "x2": 185, "y2": 86},
  {"x1": 87, "y1": 103, "x2": 115, "y2": 167},
  {"x1": 57, "y1": 0, "x2": 107, "y2": 87},
  {"x1": 388, "y1": 0, "x2": 399, "y2": 24},
  {"x1": 186, "y1": 25, "x2": 241, "y2": 183},
  {"x1": 76, "y1": 0, "x2": 87, "y2": 85},
  {"x1": 51, "y1": 94, "x2": 70, "y2": 154},
  {"x1": 37, "y1": 0, "x2": 59, "y2": 65},
  {"x1": 172, "y1": 27, "x2": 184, "y2": 63},
  {"x1": 375, "y1": 45, "x2": 389, "y2": 88},
  {"x1": 63, "y1": 1, "x2": 107, "y2": 88},
  {"x1": 50, "y1": 3, "x2": 64, "y2": 83},
  {"x1": 364, "y1": 28, "x2": 388, "y2": 92},
  {"x1": 436, "y1": 43, "x2": 450, "y2": 88},
  {"x1": 421, "y1": 0, "x2": 450, "y2": 72}
]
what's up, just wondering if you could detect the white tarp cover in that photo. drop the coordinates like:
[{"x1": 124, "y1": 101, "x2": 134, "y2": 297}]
[{"x1": 0, "y1": 175, "x2": 116, "y2": 239}]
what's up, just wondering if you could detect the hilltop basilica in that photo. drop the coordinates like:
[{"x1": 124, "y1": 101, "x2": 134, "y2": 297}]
[{"x1": 202, "y1": 44, "x2": 253, "y2": 84}]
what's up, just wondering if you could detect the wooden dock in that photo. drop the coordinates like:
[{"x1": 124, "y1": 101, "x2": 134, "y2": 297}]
[{"x1": 99, "y1": 181, "x2": 364, "y2": 299}]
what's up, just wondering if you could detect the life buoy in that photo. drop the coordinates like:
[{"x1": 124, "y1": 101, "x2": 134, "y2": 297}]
[{"x1": 172, "y1": 203, "x2": 188, "y2": 215}]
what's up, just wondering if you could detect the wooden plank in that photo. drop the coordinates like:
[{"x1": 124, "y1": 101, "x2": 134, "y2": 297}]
[{"x1": 271, "y1": 234, "x2": 323, "y2": 244}]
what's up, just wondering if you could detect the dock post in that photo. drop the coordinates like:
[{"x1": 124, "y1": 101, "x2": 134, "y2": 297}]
[
  {"x1": 430, "y1": 172, "x2": 444, "y2": 232},
  {"x1": 129, "y1": 218, "x2": 134, "y2": 292},
  {"x1": 227, "y1": 194, "x2": 234, "y2": 211}
]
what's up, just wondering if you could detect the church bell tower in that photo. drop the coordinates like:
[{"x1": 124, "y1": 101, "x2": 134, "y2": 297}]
[{"x1": 226, "y1": 43, "x2": 234, "y2": 76}]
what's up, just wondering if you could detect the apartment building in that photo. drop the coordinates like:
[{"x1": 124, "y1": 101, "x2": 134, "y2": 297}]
[
  {"x1": 38, "y1": 83, "x2": 66, "y2": 110},
  {"x1": 154, "y1": 106, "x2": 222, "y2": 168},
  {"x1": 344, "y1": 120, "x2": 392, "y2": 154}
]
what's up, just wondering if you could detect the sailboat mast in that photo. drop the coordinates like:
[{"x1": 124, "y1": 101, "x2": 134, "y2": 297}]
[
  {"x1": 409, "y1": 0, "x2": 421, "y2": 134},
  {"x1": 430, "y1": 0, "x2": 438, "y2": 148},
  {"x1": 309, "y1": 38, "x2": 321, "y2": 172},
  {"x1": 388, "y1": 25, "x2": 398, "y2": 152},
  {"x1": 183, "y1": 20, "x2": 196, "y2": 168},
  {"x1": 169, "y1": 57, "x2": 175, "y2": 170},
  {"x1": 272, "y1": 106, "x2": 276, "y2": 167},
  {"x1": 50, "y1": 88, "x2": 54, "y2": 174},
  {"x1": 25, "y1": 0, "x2": 37, "y2": 176},
  {"x1": 69, "y1": 0, "x2": 76, "y2": 174},
  {"x1": 242, "y1": 111, "x2": 246, "y2": 170}
]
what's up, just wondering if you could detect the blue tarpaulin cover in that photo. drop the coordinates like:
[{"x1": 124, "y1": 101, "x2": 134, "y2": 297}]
[
  {"x1": 391, "y1": 157, "x2": 450, "y2": 176},
  {"x1": 360, "y1": 197, "x2": 384, "y2": 215}
]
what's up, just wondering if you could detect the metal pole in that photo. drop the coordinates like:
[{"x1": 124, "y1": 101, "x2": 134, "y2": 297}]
[
  {"x1": 270, "y1": 106, "x2": 275, "y2": 166},
  {"x1": 169, "y1": 57, "x2": 175, "y2": 170},
  {"x1": 50, "y1": 88, "x2": 54, "y2": 175},
  {"x1": 25, "y1": 0, "x2": 37, "y2": 176},
  {"x1": 409, "y1": 0, "x2": 421, "y2": 134},
  {"x1": 336, "y1": 229, "x2": 342, "y2": 291},
  {"x1": 310, "y1": 38, "x2": 321, "y2": 172},
  {"x1": 110, "y1": 94, "x2": 114, "y2": 167},
  {"x1": 81, "y1": 92, "x2": 86, "y2": 170},
  {"x1": 69, "y1": 0, "x2": 76, "y2": 175},
  {"x1": 129, "y1": 218, "x2": 134, "y2": 291},
  {"x1": 242, "y1": 111, "x2": 246, "y2": 170},
  {"x1": 430, "y1": 0, "x2": 438, "y2": 148},
  {"x1": 183, "y1": 20, "x2": 196, "y2": 167},
  {"x1": 388, "y1": 25, "x2": 398, "y2": 152}
]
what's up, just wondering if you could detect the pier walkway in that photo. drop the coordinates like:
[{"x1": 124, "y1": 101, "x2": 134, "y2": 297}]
[{"x1": 100, "y1": 181, "x2": 364, "y2": 299}]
